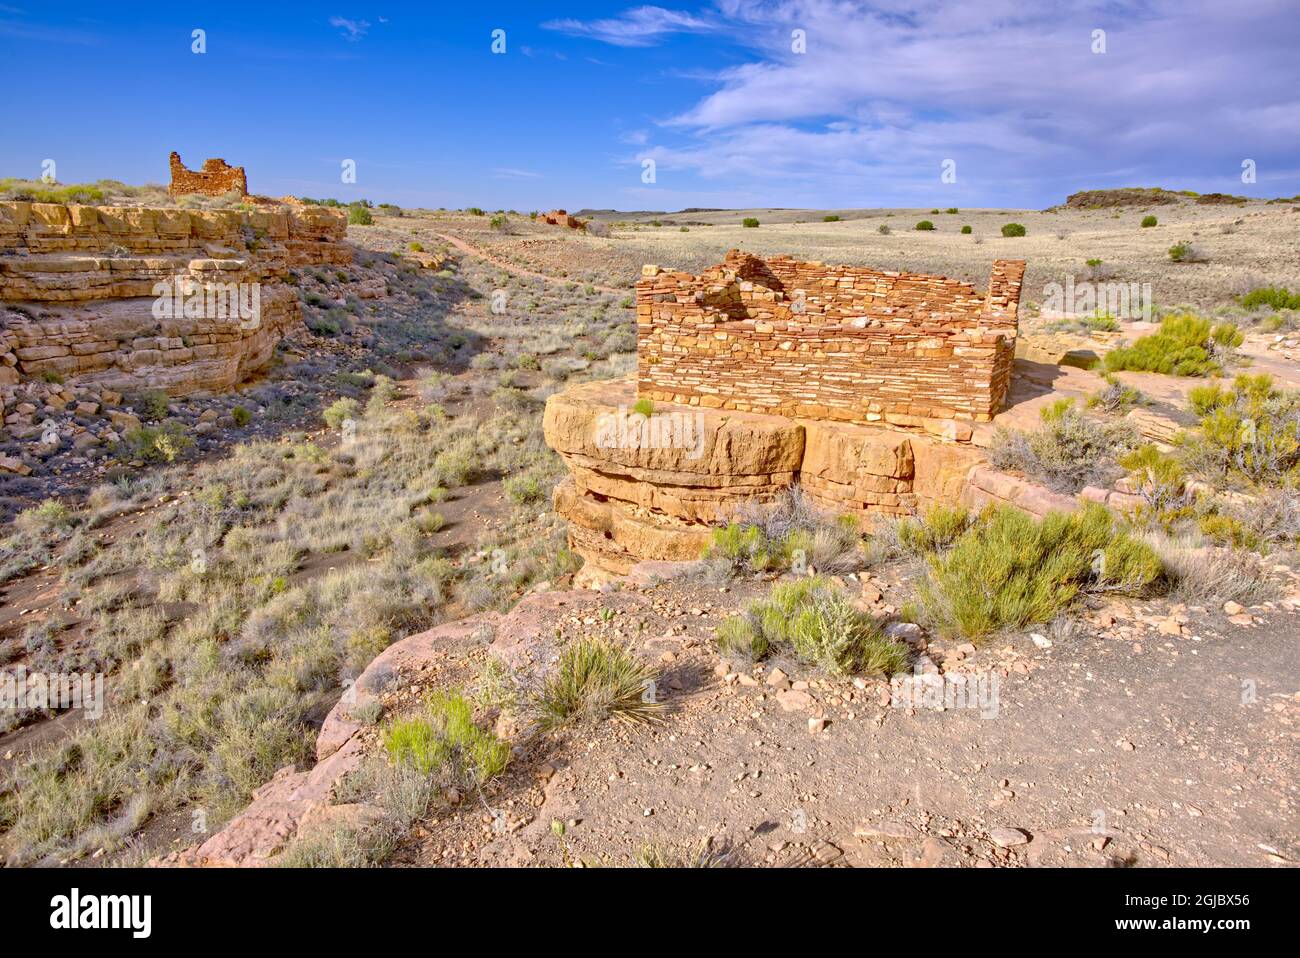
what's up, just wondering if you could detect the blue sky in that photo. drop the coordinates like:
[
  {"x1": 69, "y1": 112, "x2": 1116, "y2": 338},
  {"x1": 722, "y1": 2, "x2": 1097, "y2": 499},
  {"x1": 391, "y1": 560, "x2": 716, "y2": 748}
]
[{"x1": 3, "y1": 1, "x2": 1298, "y2": 210}]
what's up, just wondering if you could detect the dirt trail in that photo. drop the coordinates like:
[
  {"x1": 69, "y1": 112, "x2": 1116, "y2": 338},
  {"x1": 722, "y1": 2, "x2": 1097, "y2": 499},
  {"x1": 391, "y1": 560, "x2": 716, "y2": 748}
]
[{"x1": 431, "y1": 232, "x2": 625, "y2": 295}]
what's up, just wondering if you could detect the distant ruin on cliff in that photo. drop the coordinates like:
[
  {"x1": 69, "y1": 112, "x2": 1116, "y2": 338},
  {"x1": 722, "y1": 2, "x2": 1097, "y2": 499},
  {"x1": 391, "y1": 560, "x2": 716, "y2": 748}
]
[{"x1": 168, "y1": 152, "x2": 248, "y2": 197}]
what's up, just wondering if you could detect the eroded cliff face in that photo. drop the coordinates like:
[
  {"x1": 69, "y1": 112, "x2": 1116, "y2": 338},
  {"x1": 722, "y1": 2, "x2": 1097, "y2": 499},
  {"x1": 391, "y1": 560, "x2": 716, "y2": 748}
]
[
  {"x1": 0, "y1": 201, "x2": 349, "y2": 396},
  {"x1": 543, "y1": 377, "x2": 986, "y2": 576}
]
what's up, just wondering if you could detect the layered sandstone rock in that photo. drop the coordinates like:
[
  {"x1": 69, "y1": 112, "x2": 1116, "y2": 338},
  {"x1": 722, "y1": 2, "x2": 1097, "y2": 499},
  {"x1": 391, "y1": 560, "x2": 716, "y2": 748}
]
[
  {"x1": 0, "y1": 200, "x2": 349, "y2": 395},
  {"x1": 544, "y1": 377, "x2": 989, "y2": 574}
]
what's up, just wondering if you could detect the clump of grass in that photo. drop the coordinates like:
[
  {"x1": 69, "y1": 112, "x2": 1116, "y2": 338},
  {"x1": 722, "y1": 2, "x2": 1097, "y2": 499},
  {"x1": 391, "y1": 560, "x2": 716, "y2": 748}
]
[
  {"x1": 988, "y1": 398, "x2": 1138, "y2": 493},
  {"x1": 1086, "y1": 374, "x2": 1144, "y2": 413},
  {"x1": 1167, "y1": 241, "x2": 1206, "y2": 263},
  {"x1": 632, "y1": 397, "x2": 655, "y2": 418},
  {"x1": 1103, "y1": 314, "x2": 1241, "y2": 377},
  {"x1": 704, "y1": 488, "x2": 863, "y2": 576},
  {"x1": 535, "y1": 637, "x2": 661, "y2": 730},
  {"x1": 879, "y1": 505, "x2": 972, "y2": 557},
  {"x1": 715, "y1": 576, "x2": 908, "y2": 676},
  {"x1": 383, "y1": 690, "x2": 510, "y2": 787},
  {"x1": 919, "y1": 504, "x2": 1164, "y2": 641}
]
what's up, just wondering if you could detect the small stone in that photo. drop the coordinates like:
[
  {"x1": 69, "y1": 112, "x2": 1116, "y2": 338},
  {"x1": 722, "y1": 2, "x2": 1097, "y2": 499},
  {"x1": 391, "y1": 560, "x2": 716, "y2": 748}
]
[
  {"x1": 1223, "y1": 600, "x2": 1245, "y2": 616},
  {"x1": 1030, "y1": 633, "x2": 1052, "y2": 649},
  {"x1": 536, "y1": 763, "x2": 556, "y2": 782},
  {"x1": 766, "y1": 667, "x2": 790, "y2": 688},
  {"x1": 808, "y1": 716, "x2": 829, "y2": 734},
  {"x1": 988, "y1": 827, "x2": 1030, "y2": 848}
]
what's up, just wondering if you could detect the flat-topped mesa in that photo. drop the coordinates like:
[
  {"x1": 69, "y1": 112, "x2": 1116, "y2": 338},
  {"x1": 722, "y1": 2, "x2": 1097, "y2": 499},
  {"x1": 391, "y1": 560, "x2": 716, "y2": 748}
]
[
  {"x1": 637, "y1": 250, "x2": 1025, "y2": 428},
  {"x1": 168, "y1": 152, "x2": 248, "y2": 197}
]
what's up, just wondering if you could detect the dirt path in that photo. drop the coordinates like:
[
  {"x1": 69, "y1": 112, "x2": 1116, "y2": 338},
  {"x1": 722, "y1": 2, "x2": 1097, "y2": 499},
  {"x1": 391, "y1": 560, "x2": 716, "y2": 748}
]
[{"x1": 431, "y1": 232, "x2": 625, "y2": 295}]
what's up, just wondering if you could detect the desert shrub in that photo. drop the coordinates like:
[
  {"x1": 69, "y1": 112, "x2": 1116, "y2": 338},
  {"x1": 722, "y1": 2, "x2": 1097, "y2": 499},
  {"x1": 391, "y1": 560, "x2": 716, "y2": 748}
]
[
  {"x1": 919, "y1": 504, "x2": 1164, "y2": 641},
  {"x1": 822, "y1": 215, "x2": 841, "y2": 222},
  {"x1": 988, "y1": 399, "x2": 1138, "y2": 493},
  {"x1": 1119, "y1": 444, "x2": 1195, "y2": 520},
  {"x1": 1086, "y1": 374, "x2": 1143, "y2": 413},
  {"x1": 1179, "y1": 374, "x2": 1299, "y2": 487},
  {"x1": 323, "y1": 397, "x2": 359, "y2": 429},
  {"x1": 383, "y1": 690, "x2": 509, "y2": 787},
  {"x1": 715, "y1": 576, "x2": 908, "y2": 676},
  {"x1": 1141, "y1": 215, "x2": 1158, "y2": 228},
  {"x1": 134, "y1": 389, "x2": 170, "y2": 421},
  {"x1": 915, "y1": 220, "x2": 935, "y2": 231},
  {"x1": 742, "y1": 217, "x2": 760, "y2": 228},
  {"x1": 878, "y1": 224, "x2": 891, "y2": 234},
  {"x1": 535, "y1": 637, "x2": 660, "y2": 729},
  {"x1": 945, "y1": 207, "x2": 959, "y2": 214},
  {"x1": 1240, "y1": 286, "x2": 1300, "y2": 311},
  {"x1": 347, "y1": 205, "x2": 373, "y2": 226},
  {"x1": 1001, "y1": 222, "x2": 1026, "y2": 237},
  {"x1": 408, "y1": 242, "x2": 424, "y2": 252},
  {"x1": 1147, "y1": 538, "x2": 1276, "y2": 607},
  {"x1": 231, "y1": 406, "x2": 252, "y2": 426},
  {"x1": 705, "y1": 488, "x2": 863, "y2": 575},
  {"x1": 1102, "y1": 314, "x2": 1241, "y2": 376},
  {"x1": 118, "y1": 421, "x2": 194, "y2": 463},
  {"x1": 1167, "y1": 241, "x2": 1206, "y2": 263},
  {"x1": 885, "y1": 505, "x2": 973, "y2": 556},
  {"x1": 503, "y1": 470, "x2": 547, "y2": 505},
  {"x1": 960, "y1": 225, "x2": 972, "y2": 234},
  {"x1": 632, "y1": 397, "x2": 655, "y2": 418},
  {"x1": 15, "y1": 499, "x2": 73, "y2": 535}
]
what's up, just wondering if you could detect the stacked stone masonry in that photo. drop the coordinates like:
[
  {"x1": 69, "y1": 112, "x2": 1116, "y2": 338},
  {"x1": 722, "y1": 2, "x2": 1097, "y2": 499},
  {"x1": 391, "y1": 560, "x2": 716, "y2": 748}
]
[
  {"x1": 0, "y1": 200, "x2": 349, "y2": 395},
  {"x1": 168, "y1": 152, "x2": 248, "y2": 197},
  {"x1": 637, "y1": 250, "x2": 1024, "y2": 428}
]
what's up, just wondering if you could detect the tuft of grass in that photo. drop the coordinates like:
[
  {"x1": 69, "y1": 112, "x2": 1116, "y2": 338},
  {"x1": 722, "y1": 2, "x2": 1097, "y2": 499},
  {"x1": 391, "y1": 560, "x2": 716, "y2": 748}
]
[
  {"x1": 988, "y1": 399, "x2": 1138, "y2": 493},
  {"x1": 716, "y1": 576, "x2": 908, "y2": 676},
  {"x1": 323, "y1": 397, "x2": 360, "y2": 428},
  {"x1": 535, "y1": 637, "x2": 661, "y2": 730},
  {"x1": 919, "y1": 504, "x2": 1164, "y2": 641},
  {"x1": 383, "y1": 690, "x2": 510, "y2": 787}
]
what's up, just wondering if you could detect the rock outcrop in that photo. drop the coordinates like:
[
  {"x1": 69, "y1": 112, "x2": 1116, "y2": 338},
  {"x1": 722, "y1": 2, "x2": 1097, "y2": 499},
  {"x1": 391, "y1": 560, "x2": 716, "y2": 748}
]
[
  {"x1": 544, "y1": 377, "x2": 986, "y2": 575},
  {"x1": 0, "y1": 200, "x2": 349, "y2": 396}
]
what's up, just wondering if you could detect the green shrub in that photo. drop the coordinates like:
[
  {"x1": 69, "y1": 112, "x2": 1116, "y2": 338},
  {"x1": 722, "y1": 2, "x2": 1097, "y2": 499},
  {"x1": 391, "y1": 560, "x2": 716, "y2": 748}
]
[
  {"x1": 535, "y1": 637, "x2": 660, "y2": 729},
  {"x1": 715, "y1": 577, "x2": 908, "y2": 676},
  {"x1": 919, "y1": 505, "x2": 1164, "y2": 641},
  {"x1": 347, "y1": 205, "x2": 373, "y2": 226},
  {"x1": 503, "y1": 471, "x2": 547, "y2": 505},
  {"x1": 988, "y1": 399, "x2": 1138, "y2": 493},
  {"x1": 15, "y1": 499, "x2": 73, "y2": 535},
  {"x1": 915, "y1": 220, "x2": 935, "y2": 231},
  {"x1": 742, "y1": 217, "x2": 760, "y2": 228},
  {"x1": 1240, "y1": 286, "x2": 1300, "y2": 311},
  {"x1": 822, "y1": 215, "x2": 841, "y2": 222},
  {"x1": 1140, "y1": 215, "x2": 1158, "y2": 228},
  {"x1": 323, "y1": 397, "x2": 359, "y2": 428},
  {"x1": 408, "y1": 242, "x2": 424, "y2": 252},
  {"x1": 1167, "y1": 241, "x2": 1206, "y2": 263},
  {"x1": 960, "y1": 225, "x2": 972, "y2": 234},
  {"x1": 118, "y1": 421, "x2": 194, "y2": 463},
  {"x1": 1103, "y1": 314, "x2": 1242, "y2": 377},
  {"x1": 632, "y1": 397, "x2": 655, "y2": 418},
  {"x1": 134, "y1": 389, "x2": 170, "y2": 421},
  {"x1": 231, "y1": 406, "x2": 252, "y2": 427},
  {"x1": 1001, "y1": 222, "x2": 1026, "y2": 237},
  {"x1": 1086, "y1": 374, "x2": 1143, "y2": 413},
  {"x1": 891, "y1": 505, "x2": 973, "y2": 555},
  {"x1": 945, "y1": 208, "x2": 959, "y2": 214},
  {"x1": 878, "y1": 224, "x2": 891, "y2": 235},
  {"x1": 383, "y1": 690, "x2": 510, "y2": 786},
  {"x1": 1179, "y1": 374, "x2": 1299, "y2": 487}
]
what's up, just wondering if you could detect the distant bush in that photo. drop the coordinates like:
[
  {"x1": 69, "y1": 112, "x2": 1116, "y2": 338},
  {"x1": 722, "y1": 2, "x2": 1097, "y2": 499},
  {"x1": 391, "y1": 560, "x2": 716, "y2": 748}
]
[
  {"x1": 1167, "y1": 241, "x2": 1206, "y2": 263},
  {"x1": 119, "y1": 421, "x2": 194, "y2": 463},
  {"x1": 347, "y1": 205, "x2": 373, "y2": 226},
  {"x1": 1000, "y1": 222, "x2": 1027, "y2": 237},
  {"x1": 988, "y1": 398, "x2": 1138, "y2": 493},
  {"x1": 878, "y1": 224, "x2": 891, "y2": 235},
  {"x1": 822, "y1": 215, "x2": 841, "y2": 222},
  {"x1": 1103, "y1": 314, "x2": 1242, "y2": 376},
  {"x1": 945, "y1": 207, "x2": 959, "y2": 214},
  {"x1": 466, "y1": 207, "x2": 484, "y2": 216},
  {"x1": 503, "y1": 470, "x2": 547, "y2": 505},
  {"x1": 742, "y1": 217, "x2": 760, "y2": 228},
  {"x1": 919, "y1": 504, "x2": 1164, "y2": 641},
  {"x1": 231, "y1": 406, "x2": 252, "y2": 426},
  {"x1": 1141, "y1": 215, "x2": 1158, "y2": 228},
  {"x1": 490, "y1": 215, "x2": 508, "y2": 230},
  {"x1": 1240, "y1": 286, "x2": 1300, "y2": 311},
  {"x1": 716, "y1": 576, "x2": 908, "y2": 676},
  {"x1": 960, "y1": 225, "x2": 972, "y2": 234},
  {"x1": 915, "y1": 220, "x2": 935, "y2": 231}
]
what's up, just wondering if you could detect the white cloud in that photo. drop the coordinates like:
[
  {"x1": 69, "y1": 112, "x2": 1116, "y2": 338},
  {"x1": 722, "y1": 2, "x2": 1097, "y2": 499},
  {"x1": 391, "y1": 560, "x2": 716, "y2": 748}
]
[
  {"x1": 329, "y1": 16, "x2": 370, "y2": 41},
  {"x1": 543, "y1": 5, "x2": 715, "y2": 47}
]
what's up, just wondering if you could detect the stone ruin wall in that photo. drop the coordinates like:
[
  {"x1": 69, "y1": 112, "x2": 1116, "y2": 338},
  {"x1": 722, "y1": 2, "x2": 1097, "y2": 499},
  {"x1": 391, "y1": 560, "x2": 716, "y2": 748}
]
[
  {"x1": 168, "y1": 152, "x2": 248, "y2": 197},
  {"x1": 0, "y1": 201, "x2": 349, "y2": 395},
  {"x1": 637, "y1": 250, "x2": 1024, "y2": 436}
]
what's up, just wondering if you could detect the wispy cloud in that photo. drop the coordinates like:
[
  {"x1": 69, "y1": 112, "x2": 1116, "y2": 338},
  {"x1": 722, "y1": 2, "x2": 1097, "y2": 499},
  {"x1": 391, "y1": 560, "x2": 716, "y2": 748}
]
[
  {"x1": 329, "y1": 15, "x2": 370, "y2": 41},
  {"x1": 543, "y1": 5, "x2": 714, "y2": 47},
  {"x1": 0, "y1": 16, "x2": 103, "y2": 44},
  {"x1": 492, "y1": 167, "x2": 542, "y2": 180}
]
